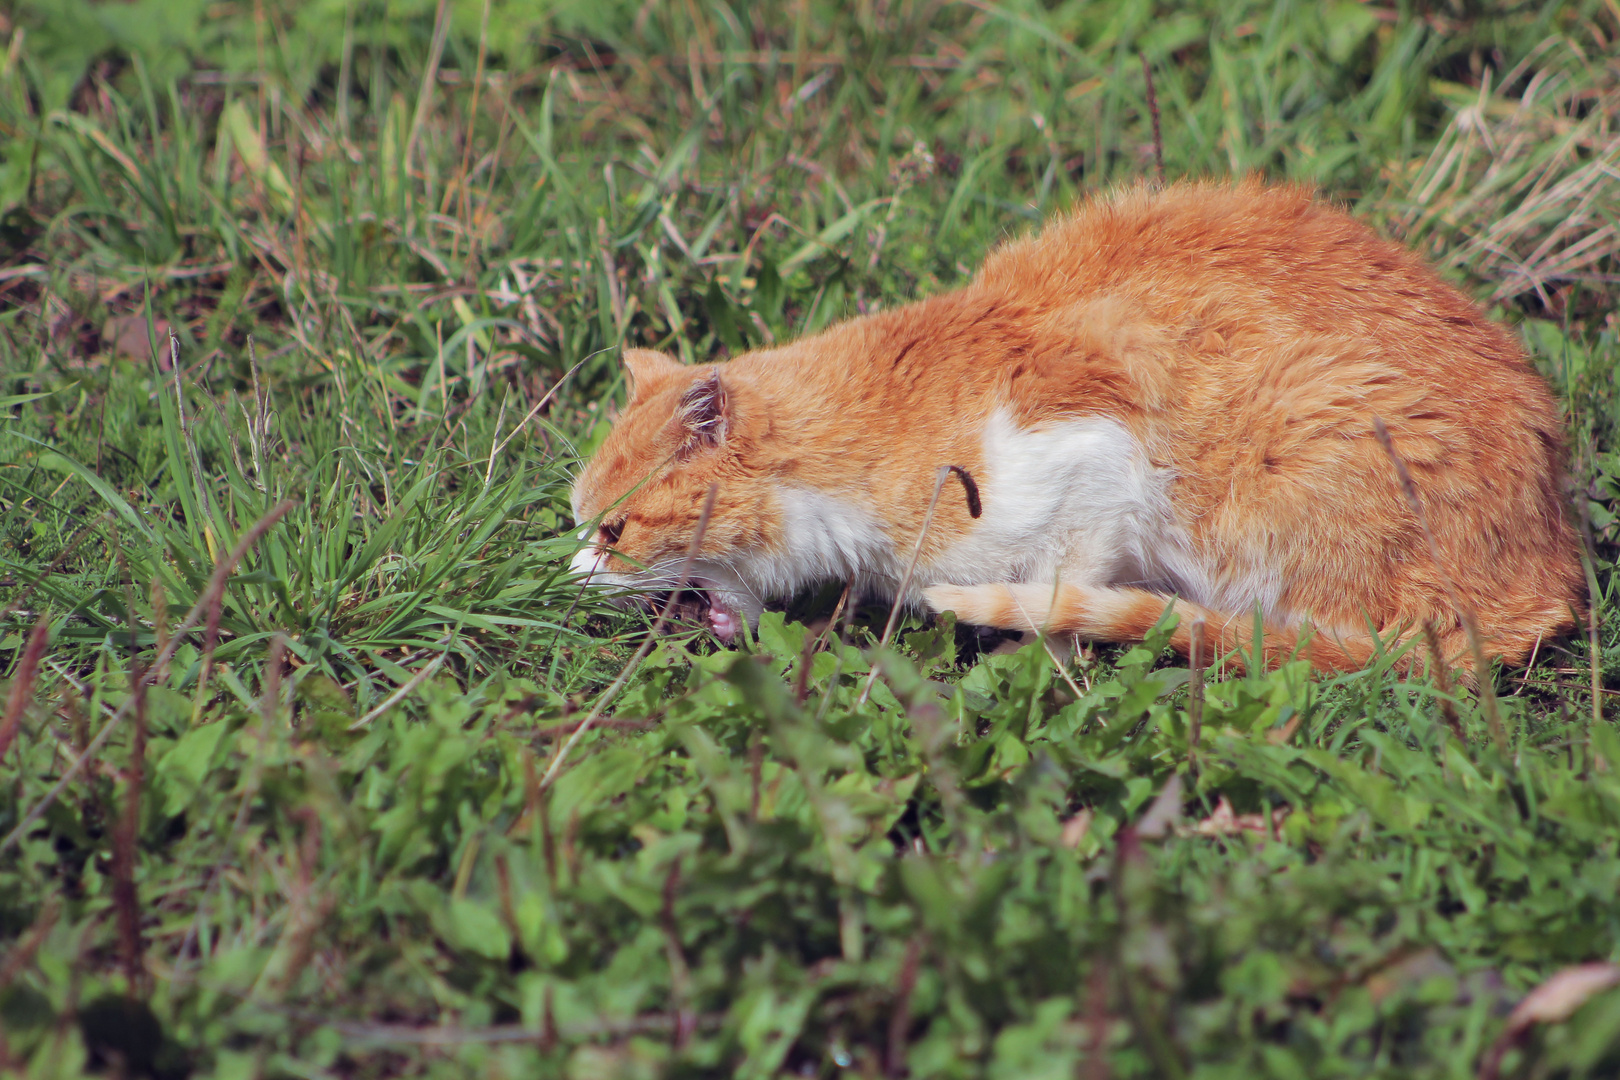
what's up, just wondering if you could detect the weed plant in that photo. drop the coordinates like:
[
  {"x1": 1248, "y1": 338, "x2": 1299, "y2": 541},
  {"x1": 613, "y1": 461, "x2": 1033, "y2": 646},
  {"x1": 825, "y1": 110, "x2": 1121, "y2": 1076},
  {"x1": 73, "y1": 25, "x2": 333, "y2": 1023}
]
[{"x1": 2, "y1": 1, "x2": 1620, "y2": 1077}]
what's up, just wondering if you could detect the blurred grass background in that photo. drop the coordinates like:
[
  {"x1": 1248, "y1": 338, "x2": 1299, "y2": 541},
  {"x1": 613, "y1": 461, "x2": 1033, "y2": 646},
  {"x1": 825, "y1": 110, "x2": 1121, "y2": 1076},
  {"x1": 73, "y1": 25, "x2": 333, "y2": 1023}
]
[{"x1": 2, "y1": 1, "x2": 1620, "y2": 1077}]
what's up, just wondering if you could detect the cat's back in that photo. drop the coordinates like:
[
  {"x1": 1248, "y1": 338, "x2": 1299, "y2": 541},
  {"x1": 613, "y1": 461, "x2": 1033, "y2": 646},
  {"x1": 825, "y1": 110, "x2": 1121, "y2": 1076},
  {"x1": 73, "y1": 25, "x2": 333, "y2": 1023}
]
[
  {"x1": 973, "y1": 180, "x2": 1558, "y2": 448},
  {"x1": 981, "y1": 180, "x2": 1501, "y2": 349}
]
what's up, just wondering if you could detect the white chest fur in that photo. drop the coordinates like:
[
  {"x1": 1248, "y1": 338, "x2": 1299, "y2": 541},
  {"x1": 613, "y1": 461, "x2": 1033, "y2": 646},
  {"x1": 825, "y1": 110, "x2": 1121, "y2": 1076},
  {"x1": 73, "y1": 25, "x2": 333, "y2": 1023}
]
[
  {"x1": 925, "y1": 409, "x2": 1210, "y2": 602},
  {"x1": 758, "y1": 410, "x2": 1226, "y2": 611}
]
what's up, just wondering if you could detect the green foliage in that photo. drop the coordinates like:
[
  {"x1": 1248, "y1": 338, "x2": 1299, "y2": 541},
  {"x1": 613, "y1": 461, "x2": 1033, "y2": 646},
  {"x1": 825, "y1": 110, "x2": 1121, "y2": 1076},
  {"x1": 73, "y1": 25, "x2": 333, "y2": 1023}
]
[
  {"x1": 8, "y1": 617, "x2": 1620, "y2": 1077},
  {"x1": 1, "y1": 0, "x2": 1619, "y2": 1077}
]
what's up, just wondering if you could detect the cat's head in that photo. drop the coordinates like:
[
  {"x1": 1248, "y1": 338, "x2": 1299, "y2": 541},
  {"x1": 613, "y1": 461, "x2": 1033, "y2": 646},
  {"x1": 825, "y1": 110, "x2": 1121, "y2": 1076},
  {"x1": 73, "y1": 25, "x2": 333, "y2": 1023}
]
[{"x1": 569, "y1": 348, "x2": 773, "y2": 640}]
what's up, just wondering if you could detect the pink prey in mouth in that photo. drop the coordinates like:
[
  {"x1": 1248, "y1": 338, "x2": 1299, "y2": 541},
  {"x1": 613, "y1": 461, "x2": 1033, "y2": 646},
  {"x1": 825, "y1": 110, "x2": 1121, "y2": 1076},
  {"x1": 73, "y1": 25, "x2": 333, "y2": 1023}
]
[
  {"x1": 662, "y1": 587, "x2": 742, "y2": 643},
  {"x1": 706, "y1": 594, "x2": 741, "y2": 642},
  {"x1": 663, "y1": 566, "x2": 755, "y2": 644}
]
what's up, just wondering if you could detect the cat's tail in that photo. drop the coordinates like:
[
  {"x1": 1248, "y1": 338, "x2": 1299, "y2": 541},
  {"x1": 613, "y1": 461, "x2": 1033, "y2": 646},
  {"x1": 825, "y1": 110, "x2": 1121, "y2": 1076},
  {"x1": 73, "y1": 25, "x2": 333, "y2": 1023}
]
[{"x1": 923, "y1": 582, "x2": 1388, "y2": 674}]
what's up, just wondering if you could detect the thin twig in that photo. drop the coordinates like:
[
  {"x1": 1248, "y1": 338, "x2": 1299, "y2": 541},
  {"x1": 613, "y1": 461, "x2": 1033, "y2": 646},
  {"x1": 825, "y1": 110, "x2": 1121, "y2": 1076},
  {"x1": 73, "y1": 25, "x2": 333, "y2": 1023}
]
[
  {"x1": 178, "y1": 633, "x2": 290, "y2": 969},
  {"x1": 0, "y1": 899, "x2": 58, "y2": 994},
  {"x1": 748, "y1": 729, "x2": 765, "y2": 818},
  {"x1": 1109, "y1": 823, "x2": 1188, "y2": 1080},
  {"x1": 0, "y1": 616, "x2": 51, "y2": 763},
  {"x1": 1187, "y1": 617, "x2": 1206, "y2": 765},
  {"x1": 1141, "y1": 55, "x2": 1164, "y2": 184},
  {"x1": 1081, "y1": 958, "x2": 1114, "y2": 1080},
  {"x1": 660, "y1": 858, "x2": 696, "y2": 1048},
  {"x1": 112, "y1": 672, "x2": 147, "y2": 994},
  {"x1": 488, "y1": 353, "x2": 591, "y2": 460},
  {"x1": 533, "y1": 716, "x2": 657, "y2": 739},
  {"x1": 1575, "y1": 494, "x2": 1605, "y2": 740},
  {"x1": 194, "y1": 546, "x2": 235, "y2": 713},
  {"x1": 0, "y1": 500, "x2": 295, "y2": 856},
  {"x1": 1371, "y1": 417, "x2": 1506, "y2": 749},
  {"x1": 349, "y1": 640, "x2": 455, "y2": 730},
  {"x1": 111, "y1": 561, "x2": 148, "y2": 996},
  {"x1": 886, "y1": 935, "x2": 925, "y2": 1078},
  {"x1": 1422, "y1": 619, "x2": 1465, "y2": 742},
  {"x1": 861, "y1": 465, "x2": 952, "y2": 706},
  {"x1": 537, "y1": 483, "x2": 720, "y2": 793},
  {"x1": 879, "y1": 467, "x2": 952, "y2": 650},
  {"x1": 322, "y1": 1011, "x2": 719, "y2": 1047}
]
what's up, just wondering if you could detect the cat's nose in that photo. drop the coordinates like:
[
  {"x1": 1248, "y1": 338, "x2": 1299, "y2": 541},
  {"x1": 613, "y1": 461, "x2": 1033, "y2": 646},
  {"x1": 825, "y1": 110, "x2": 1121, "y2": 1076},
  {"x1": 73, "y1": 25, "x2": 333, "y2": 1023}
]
[{"x1": 570, "y1": 542, "x2": 606, "y2": 581}]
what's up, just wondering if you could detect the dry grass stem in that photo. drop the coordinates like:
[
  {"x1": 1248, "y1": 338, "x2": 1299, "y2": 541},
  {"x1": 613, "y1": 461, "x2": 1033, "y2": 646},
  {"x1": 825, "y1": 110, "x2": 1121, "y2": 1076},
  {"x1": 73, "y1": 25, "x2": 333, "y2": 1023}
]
[
  {"x1": 2, "y1": 7, "x2": 1618, "y2": 1073},
  {"x1": 538, "y1": 482, "x2": 720, "y2": 793},
  {"x1": 1384, "y1": 37, "x2": 1620, "y2": 306},
  {"x1": 0, "y1": 616, "x2": 51, "y2": 763},
  {"x1": 1371, "y1": 416, "x2": 1506, "y2": 748},
  {"x1": 349, "y1": 640, "x2": 455, "y2": 730},
  {"x1": 1422, "y1": 619, "x2": 1466, "y2": 742},
  {"x1": 488, "y1": 354, "x2": 590, "y2": 461},
  {"x1": 861, "y1": 465, "x2": 953, "y2": 706},
  {"x1": 111, "y1": 674, "x2": 147, "y2": 994},
  {"x1": 1141, "y1": 55, "x2": 1165, "y2": 184},
  {"x1": 0, "y1": 499, "x2": 295, "y2": 856},
  {"x1": 1187, "y1": 617, "x2": 1206, "y2": 762}
]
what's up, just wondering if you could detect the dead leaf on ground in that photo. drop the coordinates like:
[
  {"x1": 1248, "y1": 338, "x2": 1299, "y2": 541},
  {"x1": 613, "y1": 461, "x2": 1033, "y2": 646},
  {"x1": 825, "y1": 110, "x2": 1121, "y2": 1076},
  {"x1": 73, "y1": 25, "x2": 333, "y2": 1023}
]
[
  {"x1": 1060, "y1": 808, "x2": 1093, "y2": 849},
  {"x1": 1478, "y1": 962, "x2": 1620, "y2": 1080},
  {"x1": 103, "y1": 315, "x2": 171, "y2": 363},
  {"x1": 1189, "y1": 796, "x2": 1291, "y2": 840},
  {"x1": 1135, "y1": 774, "x2": 1182, "y2": 839},
  {"x1": 1267, "y1": 713, "x2": 1301, "y2": 744},
  {"x1": 1505, "y1": 963, "x2": 1620, "y2": 1028}
]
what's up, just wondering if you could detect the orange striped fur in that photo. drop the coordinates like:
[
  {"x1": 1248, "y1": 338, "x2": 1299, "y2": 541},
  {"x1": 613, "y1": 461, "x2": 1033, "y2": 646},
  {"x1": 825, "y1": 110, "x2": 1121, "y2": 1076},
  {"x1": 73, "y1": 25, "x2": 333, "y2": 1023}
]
[{"x1": 570, "y1": 180, "x2": 1582, "y2": 674}]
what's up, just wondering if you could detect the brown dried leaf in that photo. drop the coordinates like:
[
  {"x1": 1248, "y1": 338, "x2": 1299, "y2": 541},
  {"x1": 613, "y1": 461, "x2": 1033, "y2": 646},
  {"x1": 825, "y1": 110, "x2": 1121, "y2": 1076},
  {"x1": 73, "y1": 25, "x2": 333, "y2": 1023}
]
[
  {"x1": 1060, "y1": 808, "x2": 1094, "y2": 849},
  {"x1": 1478, "y1": 963, "x2": 1620, "y2": 1080},
  {"x1": 1267, "y1": 713, "x2": 1302, "y2": 744},
  {"x1": 1190, "y1": 796, "x2": 1290, "y2": 839},
  {"x1": 1135, "y1": 774, "x2": 1182, "y2": 839},
  {"x1": 103, "y1": 315, "x2": 171, "y2": 362},
  {"x1": 1506, "y1": 963, "x2": 1620, "y2": 1029}
]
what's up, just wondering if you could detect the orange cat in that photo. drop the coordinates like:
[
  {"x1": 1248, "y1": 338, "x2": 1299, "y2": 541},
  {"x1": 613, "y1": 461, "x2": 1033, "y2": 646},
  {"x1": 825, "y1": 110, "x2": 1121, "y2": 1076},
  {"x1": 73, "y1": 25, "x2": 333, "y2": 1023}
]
[{"x1": 570, "y1": 180, "x2": 1582, "y2": 673}]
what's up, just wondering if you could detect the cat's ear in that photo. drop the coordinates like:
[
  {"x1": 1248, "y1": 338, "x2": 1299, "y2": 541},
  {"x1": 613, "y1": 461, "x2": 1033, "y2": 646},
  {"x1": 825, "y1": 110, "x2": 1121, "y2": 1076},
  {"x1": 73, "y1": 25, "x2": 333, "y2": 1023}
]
[
  {"x1": 674, "y1": 371, "x2": 729, "y2": 458},
  {"x1": 622, "y1": 348, "x2": 685, "y2": 404}
]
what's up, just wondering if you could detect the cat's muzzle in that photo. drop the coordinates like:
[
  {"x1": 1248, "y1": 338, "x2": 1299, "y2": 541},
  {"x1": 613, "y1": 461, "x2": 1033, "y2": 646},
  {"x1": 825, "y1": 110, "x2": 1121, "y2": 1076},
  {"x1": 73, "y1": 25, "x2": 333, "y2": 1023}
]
[
  {"x1": 570, "y1": 542, "x2": 744, "y2": 642},
  {"x1": 613, "y1": 586, "x2": 743, "y2": 643}
]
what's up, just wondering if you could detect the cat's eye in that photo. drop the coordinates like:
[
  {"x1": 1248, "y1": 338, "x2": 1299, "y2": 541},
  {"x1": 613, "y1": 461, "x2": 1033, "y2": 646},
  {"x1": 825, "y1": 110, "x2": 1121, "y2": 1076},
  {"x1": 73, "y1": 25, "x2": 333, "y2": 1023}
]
[{"x1": 600, "y1": 520, "x2": 624, "y2": 546}]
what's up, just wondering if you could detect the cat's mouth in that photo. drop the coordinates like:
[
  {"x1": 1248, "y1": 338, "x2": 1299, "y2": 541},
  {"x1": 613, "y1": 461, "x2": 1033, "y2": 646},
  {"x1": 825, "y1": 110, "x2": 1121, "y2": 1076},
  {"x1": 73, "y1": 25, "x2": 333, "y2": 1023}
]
[{"x1": 664, "y1": 588, "x2": 742, "y2": 643}]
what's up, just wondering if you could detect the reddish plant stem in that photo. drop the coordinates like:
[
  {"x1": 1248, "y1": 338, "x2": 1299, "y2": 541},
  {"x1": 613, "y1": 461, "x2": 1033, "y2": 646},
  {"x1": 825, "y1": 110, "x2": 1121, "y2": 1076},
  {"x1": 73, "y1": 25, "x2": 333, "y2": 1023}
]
[
  {"x1": 112, "y1": 677, "x2": 148, "y2": 993},
  {"x1": 0, "y1": 616, "x2": 51, "y2": 763},
  {"x1": 886, "y1": 935, "x2": 925, "y2": 1078},
  {"x1": 0, "y1": 499, "x2": 295, "y2": 857}
]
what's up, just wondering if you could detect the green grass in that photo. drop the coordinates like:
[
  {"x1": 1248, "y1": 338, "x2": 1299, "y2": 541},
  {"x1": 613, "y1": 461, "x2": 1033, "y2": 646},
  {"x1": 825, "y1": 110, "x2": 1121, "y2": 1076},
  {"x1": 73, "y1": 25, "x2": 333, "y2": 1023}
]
[{"x1": 3, "y1": 1, "x2": 1620, "y2": 1076}]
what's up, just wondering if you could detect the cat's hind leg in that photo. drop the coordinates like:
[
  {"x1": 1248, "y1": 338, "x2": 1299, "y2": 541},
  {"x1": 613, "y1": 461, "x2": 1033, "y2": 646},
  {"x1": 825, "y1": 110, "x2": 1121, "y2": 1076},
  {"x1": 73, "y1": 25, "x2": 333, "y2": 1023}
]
[{"x1": 923, "y1": 582, "x2": 1384, "y2": 674}]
